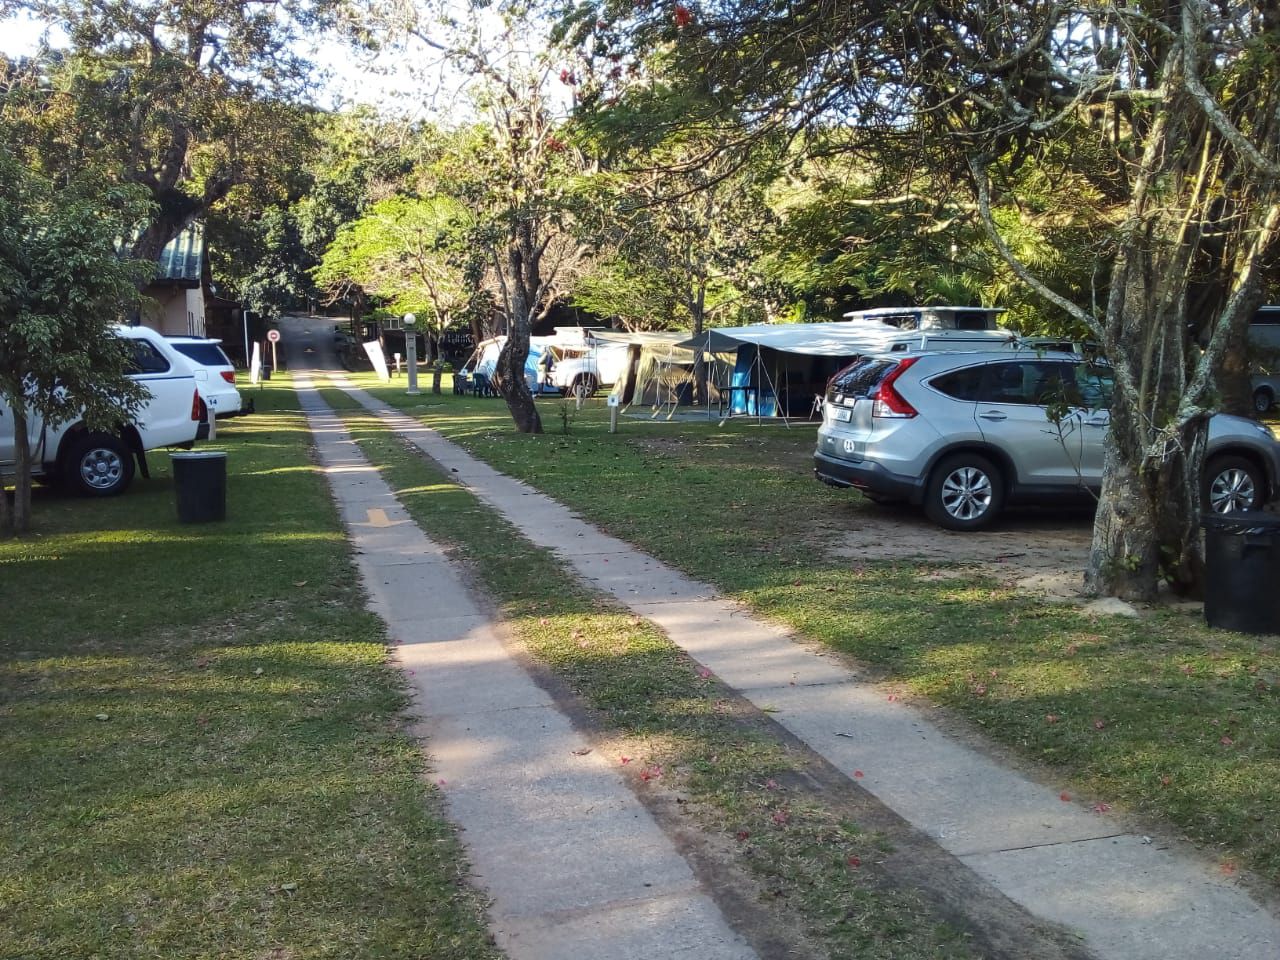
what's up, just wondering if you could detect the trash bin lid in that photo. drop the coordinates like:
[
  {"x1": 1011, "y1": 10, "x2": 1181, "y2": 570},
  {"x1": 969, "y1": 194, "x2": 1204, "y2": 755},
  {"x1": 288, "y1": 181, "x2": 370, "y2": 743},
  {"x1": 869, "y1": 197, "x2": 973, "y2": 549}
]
[
  {"x1": 170, "y1": 450, "x2": 228, "y2": 460},
  {"x1": 1202, "y1": 509, "x2": 1280, "y2": 533}
]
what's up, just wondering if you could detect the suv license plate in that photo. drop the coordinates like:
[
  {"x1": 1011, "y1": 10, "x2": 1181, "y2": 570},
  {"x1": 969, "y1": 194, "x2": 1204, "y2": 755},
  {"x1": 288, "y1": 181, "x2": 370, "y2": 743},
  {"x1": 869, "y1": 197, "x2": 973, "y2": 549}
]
[{"x1": 831, "y1": 406, "x2": 852, "y2": 422}]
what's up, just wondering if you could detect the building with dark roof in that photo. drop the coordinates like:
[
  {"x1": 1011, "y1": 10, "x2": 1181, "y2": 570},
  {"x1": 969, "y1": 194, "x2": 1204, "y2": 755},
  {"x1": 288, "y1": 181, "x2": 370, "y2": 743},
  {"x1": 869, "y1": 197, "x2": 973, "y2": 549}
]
[{"x1": 141, "y1": 222, "x2": 207, "y2": 337}]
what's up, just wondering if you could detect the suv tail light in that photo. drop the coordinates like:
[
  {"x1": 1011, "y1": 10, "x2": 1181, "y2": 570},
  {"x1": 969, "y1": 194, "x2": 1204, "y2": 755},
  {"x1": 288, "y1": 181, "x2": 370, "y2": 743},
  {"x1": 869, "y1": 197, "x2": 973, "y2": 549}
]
[
  {"x1": 872, "y1": 357, "x2": 920, "y2": 418},
  {"x1": 220, "y1": 371, "x2": 236, "y2": 384},
  {"x1": 190, "y1": 389, "x2": 202, "y2": 421}
]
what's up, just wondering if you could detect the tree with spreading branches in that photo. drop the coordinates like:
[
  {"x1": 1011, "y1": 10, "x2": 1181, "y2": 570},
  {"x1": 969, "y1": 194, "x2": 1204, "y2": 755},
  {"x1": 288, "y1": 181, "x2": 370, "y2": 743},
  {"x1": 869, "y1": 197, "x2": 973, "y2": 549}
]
[
  {"x1": 397, "y1": 4, "x2": 593, "y2": 432},
  {"x1": 0, "y1": 0, "x2": 344, "y2": 262}
]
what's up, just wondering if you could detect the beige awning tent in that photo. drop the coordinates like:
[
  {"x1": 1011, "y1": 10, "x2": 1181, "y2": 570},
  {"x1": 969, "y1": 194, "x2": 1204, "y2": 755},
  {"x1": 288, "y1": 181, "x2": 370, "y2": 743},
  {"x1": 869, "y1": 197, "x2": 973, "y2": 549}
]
[{"x1": 600, "y1": 331, "x2": 704, "y2": 415}]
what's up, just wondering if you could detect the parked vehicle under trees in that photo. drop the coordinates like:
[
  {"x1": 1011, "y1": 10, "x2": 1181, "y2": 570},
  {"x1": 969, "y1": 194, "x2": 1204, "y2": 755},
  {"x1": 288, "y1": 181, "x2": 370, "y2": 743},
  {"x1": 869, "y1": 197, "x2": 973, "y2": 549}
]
[{"x1": 567, "y1": 0, "x2": 1280, "y2": 601}]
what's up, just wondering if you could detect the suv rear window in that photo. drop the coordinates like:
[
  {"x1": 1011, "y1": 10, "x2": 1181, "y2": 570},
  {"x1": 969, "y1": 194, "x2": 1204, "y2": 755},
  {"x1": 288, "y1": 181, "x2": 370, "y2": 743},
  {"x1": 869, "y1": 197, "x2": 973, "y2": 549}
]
[
  {"x1": 173, "y1": 343, "x2": 231, "y2": 367},
  {"x1": 930, "y1": 365, "x2": 985, "y2": 400},
  {"x1": 829, "y1": 359, "x2": 897, "y2": 397}
]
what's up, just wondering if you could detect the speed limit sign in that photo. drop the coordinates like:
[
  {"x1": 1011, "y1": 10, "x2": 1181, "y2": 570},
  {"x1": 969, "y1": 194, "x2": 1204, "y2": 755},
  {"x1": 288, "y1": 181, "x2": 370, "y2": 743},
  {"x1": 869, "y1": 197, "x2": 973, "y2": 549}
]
[{"x1": 267, "y1": 329, "x2": 281, "y2": 343}]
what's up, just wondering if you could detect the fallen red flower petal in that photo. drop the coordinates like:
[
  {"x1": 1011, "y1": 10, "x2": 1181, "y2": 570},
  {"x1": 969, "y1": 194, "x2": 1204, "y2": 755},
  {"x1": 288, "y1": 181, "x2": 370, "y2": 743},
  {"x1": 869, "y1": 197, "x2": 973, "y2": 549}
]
[
  {"x1": 1093, "y1": 719, "x2": 1106, "y2": 730},
  {"x1": 771, "y1": 809, "x2": 789, "y2": 825},
  {"x1": 735, "y1": 830, "x2": 750, "y2": 841},
  {"x1": 1220, "y1": 736, "x2": 1234, "y2": 746},
  {"x1": 674, "y1": 3, "x2": 693, "y2": 27},
  {"x1": 1059, "y1": 792, "x2": 1071, "y2": 802},
  {"x1": 1045, "y1": 714, "x2": 1060, "y2": 724},
  {"x1": 1093, "y1": 801, "x2": 1112, "y2": 814},
  {"x1": 853, "y1": 770, "x2": 864, "y2": 779},
  {"x1": 620, "y1": 756, "x2": 632, "y2": 764},
  {"x1": 847, "y1": 856, "x2": 861, "y2": 868}
]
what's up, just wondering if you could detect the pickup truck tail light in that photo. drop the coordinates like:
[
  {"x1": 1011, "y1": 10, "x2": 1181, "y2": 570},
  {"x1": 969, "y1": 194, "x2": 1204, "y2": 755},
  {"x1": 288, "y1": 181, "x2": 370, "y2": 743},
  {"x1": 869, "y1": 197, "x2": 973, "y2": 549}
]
[
  {"x1": 872, "y1": 357, "x2": 920, "y2": 418},
  {"x1": 220, "y1": 371, "x2": 236, "y2": 384},
  {"x1": 190, "y1": 389, "x2": 202, "y2": 421}
]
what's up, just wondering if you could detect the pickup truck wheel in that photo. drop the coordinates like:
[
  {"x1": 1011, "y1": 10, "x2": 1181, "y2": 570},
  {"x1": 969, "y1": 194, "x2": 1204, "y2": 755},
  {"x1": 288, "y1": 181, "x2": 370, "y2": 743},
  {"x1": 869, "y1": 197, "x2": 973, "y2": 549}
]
[
  {"x1": 924, "y1": 453, "x2": 1004, "y2": 530},
  {"x1": 1204, "y1": 455, "x2": 1263, "y2": 514},
  {"x1": 65, "y1": 433, "x2": 134, "y2": 497},
  {"x1": 1254, "y1": 387, "x2": 1274, "y2": 414},
  {"x1": 573, "y1": 374, "x2": 598, "y2": 398}
]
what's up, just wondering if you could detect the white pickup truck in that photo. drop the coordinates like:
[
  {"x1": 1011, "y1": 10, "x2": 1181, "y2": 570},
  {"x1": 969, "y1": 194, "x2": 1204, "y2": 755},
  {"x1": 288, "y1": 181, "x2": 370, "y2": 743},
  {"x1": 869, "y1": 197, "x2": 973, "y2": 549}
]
[
  {"x1": 550, "y1": 342, "x2": 630, "y2": 397},
  {"x1": 0, "y1": 325, "x2": 203, "y2": 496}
]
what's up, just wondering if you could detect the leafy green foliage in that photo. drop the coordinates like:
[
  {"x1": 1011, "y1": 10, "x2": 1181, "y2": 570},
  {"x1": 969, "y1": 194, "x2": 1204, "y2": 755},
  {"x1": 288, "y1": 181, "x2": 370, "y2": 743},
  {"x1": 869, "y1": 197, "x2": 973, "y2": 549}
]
[
  {"x1": 208, "y1": 107, "x2": 421, "y2": 317},
  {"x1": 314, "y1": 194, "x2": 472, "y2": 337},
  {"x1": 0, "y1": 0, "x2": 339, "y2": 261},
  {"x1": 0, "y1": 144, "x2": 153, "y2": 532}
]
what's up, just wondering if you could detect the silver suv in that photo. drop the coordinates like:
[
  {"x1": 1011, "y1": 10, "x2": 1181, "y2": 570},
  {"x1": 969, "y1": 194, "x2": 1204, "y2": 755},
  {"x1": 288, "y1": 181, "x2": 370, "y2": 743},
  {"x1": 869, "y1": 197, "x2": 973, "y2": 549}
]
[{"x1": 814, "y1": 351, "x2": 1280, "y2": 530}]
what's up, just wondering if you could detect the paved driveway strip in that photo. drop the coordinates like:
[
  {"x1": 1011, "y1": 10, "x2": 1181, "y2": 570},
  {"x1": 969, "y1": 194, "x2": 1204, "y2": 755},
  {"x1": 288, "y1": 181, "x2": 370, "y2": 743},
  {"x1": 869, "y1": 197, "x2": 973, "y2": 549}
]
[
  {"x1": 330, "y1": 379, "x2": 1280, "y2": 960},
  {"x1": 296, "y1": 379, "x2": 757, "y2": 960}
]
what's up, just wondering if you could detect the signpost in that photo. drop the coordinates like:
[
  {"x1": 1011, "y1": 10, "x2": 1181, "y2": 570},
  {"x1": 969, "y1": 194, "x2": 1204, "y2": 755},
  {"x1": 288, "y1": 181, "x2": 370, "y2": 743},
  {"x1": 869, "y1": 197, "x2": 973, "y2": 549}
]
[
  {"x1": 266, "y1": 328, "x2": 281, "y2": 373},
  {"x1": 242, "y1": 309, "x2": 251, "y2": 373},
  {"x1": 608, "y1": 392, "x2": 620, "y2": 433}
]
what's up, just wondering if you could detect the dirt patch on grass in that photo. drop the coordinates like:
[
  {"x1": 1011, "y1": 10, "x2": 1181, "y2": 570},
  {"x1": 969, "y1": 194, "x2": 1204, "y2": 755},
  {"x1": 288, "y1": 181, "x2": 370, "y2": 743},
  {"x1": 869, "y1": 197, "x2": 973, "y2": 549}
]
[{"x1": 826, "y1": 504, "x2": 1094, "y2": 600}]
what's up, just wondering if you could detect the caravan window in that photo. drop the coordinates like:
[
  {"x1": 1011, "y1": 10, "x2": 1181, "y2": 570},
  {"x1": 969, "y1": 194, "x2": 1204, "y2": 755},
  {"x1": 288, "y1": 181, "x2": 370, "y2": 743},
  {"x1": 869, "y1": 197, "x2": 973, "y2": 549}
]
[{"x1": 1252, "y1": 307, "x2": 1280, "y2": 325}]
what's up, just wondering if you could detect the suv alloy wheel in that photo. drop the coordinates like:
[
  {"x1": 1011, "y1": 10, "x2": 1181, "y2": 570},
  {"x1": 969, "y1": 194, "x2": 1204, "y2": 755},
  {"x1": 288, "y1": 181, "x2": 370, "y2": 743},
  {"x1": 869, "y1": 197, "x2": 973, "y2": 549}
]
[{"x1": 924, "y1": 453, "x2": 1005, "y2": 530}]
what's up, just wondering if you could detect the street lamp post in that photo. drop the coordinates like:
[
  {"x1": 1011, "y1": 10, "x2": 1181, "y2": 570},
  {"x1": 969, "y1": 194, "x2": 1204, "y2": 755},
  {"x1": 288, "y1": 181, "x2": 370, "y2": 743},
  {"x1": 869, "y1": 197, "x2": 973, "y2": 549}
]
[{"x1": 403, "y1": 313, "x2": 420, "y2": 396}]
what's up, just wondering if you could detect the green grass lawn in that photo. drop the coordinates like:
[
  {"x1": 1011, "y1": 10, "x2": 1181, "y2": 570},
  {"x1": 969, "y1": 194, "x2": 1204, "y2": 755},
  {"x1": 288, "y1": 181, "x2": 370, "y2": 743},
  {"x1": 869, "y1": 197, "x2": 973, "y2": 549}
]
[
  {"x1": 339, "y1": 373, "x2": 1280, "y2": 889},
  {"x1": 0, "y1": 377, "x2": 499, "y2": 960}
]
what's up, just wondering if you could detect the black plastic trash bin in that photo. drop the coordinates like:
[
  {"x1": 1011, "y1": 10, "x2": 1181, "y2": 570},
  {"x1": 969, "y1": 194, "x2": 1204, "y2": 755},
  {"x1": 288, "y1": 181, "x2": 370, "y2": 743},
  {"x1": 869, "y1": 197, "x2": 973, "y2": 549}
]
[
  {"x1": 171, "y1": 451, "x2": 227, "y2": 523},
  {"x1": 1202, "y1": 511, "x2": 1280, "y2": 634}
]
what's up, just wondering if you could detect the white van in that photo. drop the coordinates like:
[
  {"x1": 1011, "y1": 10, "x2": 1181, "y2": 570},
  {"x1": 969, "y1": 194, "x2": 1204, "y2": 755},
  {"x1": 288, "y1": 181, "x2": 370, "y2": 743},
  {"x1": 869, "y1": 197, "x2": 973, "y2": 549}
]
[{"x1": 0, "y1": 325, "x2": 202, "y2": 496}]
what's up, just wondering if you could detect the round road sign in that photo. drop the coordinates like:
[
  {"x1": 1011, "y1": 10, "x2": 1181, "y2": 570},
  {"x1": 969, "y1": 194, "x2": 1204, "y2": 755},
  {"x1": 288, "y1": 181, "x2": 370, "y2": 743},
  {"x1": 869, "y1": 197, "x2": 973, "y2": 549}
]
[{"x1": 267, "y1": 329, "x2": 281, "y2": 343}]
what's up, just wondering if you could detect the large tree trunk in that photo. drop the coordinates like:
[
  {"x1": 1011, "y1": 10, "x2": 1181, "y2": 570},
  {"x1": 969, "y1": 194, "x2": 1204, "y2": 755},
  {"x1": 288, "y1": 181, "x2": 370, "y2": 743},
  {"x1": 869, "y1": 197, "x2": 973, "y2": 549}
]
[
  {"x1": 1218, "y1": 320, "x2": 1261, "y2": 418},
  {"x1": 1085, "y1": 205, "x2": 1210, "y2": 599},
  {"x1": 1084, "y1": 426, "x2": 1207, "y2": 600},
  {"x1": 691, "y1": 280, "x2": 709, "y2": 407},
  {"x1": 1085, "y1": 448, "x2": 1161, "y2": 601},
  {"x1": 495, "y1": 240, "x2": 543, "y2": 434},
  {"x1": 0, "y1": 466, "x2": 10, "y2": 535},
  {"x1": 11, "y1": 404, "x2": 33, "y2": 535},
  {"x1": 495, "y1": 334, "x2": 541, "y2": 432}
]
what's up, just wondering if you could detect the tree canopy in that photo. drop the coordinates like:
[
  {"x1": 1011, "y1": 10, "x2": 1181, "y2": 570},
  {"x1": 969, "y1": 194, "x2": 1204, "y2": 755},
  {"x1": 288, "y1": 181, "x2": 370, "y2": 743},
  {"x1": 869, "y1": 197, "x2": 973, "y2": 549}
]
[
  {"x1": 559, "y1": 0, "x2": 1280, "y2": 599},
  {"x1": 0, "y1": 0, "x2": 339, "y2": 261}
]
